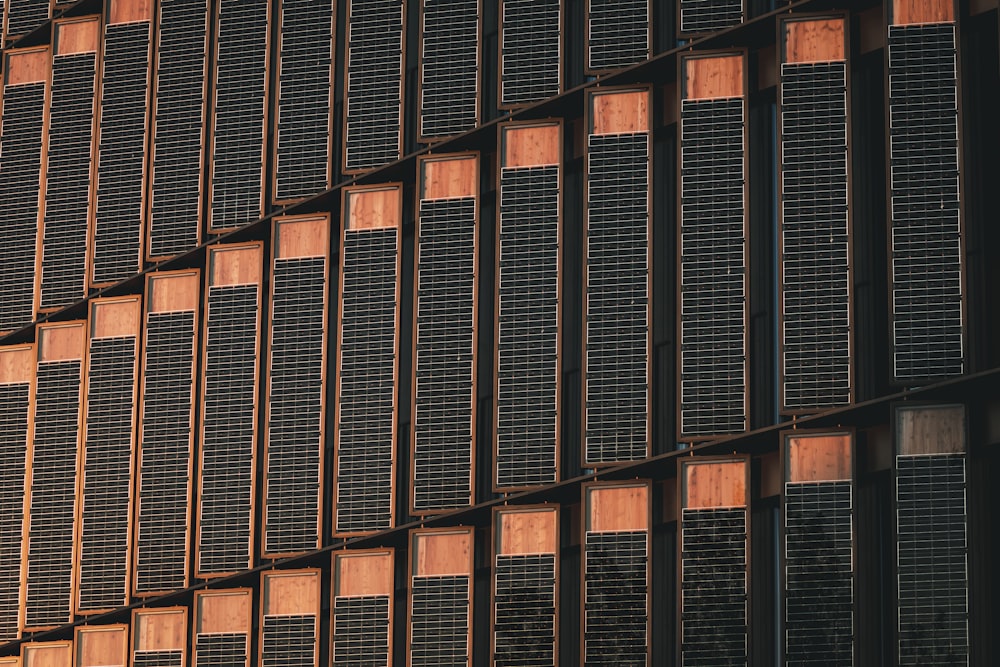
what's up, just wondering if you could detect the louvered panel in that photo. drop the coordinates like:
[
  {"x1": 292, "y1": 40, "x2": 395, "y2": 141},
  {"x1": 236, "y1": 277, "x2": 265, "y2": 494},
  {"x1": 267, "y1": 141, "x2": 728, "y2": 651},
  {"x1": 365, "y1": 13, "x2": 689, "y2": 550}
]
[
  {"x1": 583, "y1": 531, "x2": 647, "y2": 665},
  {"x1": 587, "y1": 0, "x2": 648, "y2": 71},
  {"x1": 887, "y1": 23, "x2": 964, "y2": 381},
  {"x1": 274, "y1": 0, "x2": 332, "y2": 200},
  {"x1": 132, "y1": 608, "x2": 187, "y2": 667},
  {"x1": 133, "y1": 651, "x2": 182, "y2": 667},
  {"x1": 210, "y1": 0, "x2": 268, "y2": 230},
  {"x1": 261, "y1": 616, "x2": 315, "y2": 667},
  {"x1": 413, "y1": 197, "x2": 475, "y2": 512},
  {"x1": 680, "y1": 508, "x2": 748, "y2": 665},
  {"x1": 896, "y1": 454, "x2": 968, "y2": 665},
  {"x1": 410, "y1": 575, "x2": 470, "y2": 667},
  {"x1": 679, "y1": 96, "x2": 746, "y2": 438},
  {"x1": 331, "y1": 596, "x2": 391, "y2": 667},
  {"x1": 40, "y1": 51, "x2": 97, "y2": 310},
  {"x1": 784, "y1": 481, "x2": 853, "y2": 664},
  {"x1": 497, "y1": 166, "x2": 559, "y2": 488},
  {"x1": 494, "y1": 554, "x2": 556, "y2": 666},
  {"x1": 194, "y1": 634, "x2": 247, "y2": 667},
  {"x1": 0, "y1": 79, "x2": 44, "y2": 332},
  {"x1": 3, "y1": 0, "x2": 48, "y2": 41},
  {"x1": 585, "y1": 132, "x2": 649, "y2": 465},
  {"x1": 0, "y1": 382, "x2": 29, "y2": 641},
  {"x1": 343, "y1": 0, "x2": 403, "y2": 172},
  {"x1": 148, "y1": 0, "x2": 210, "y2": 257},
  {"x1": 780, "y1": 60, "x2": 851, "y2": 411},
  {"x1": 679, "y1": 0, "x2": 743, "y2": 35},
  {"x1": 419, "y1": 0, "x2": 479, "y2": 140},
  {"x1": 500, "y1": 0, "x2": 560, "y2": 107}
]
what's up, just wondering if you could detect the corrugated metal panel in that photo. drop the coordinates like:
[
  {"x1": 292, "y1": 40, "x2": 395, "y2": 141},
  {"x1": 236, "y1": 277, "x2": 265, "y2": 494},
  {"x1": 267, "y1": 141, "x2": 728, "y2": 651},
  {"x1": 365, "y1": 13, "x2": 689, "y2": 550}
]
[
  {"x1": 500, "y1": 0, "x2": 560, "y2": 106},
  {"x1": 583, "y1": 531, "x2": 648, "y2": 664},
  {"x1": 587, "y1": 0, "x2": 648, "y2": 71},
  {"x1": 419, "y1": 0, "x2": 479, "y2": 139},
  {"x1": 0, "y1": 382, "x2": 29, "y2": 641}
]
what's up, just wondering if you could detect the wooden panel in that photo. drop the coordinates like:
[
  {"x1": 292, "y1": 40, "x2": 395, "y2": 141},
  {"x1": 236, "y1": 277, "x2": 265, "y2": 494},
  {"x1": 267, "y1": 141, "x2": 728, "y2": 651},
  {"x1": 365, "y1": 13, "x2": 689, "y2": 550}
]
[
  {"x1": 414, "y1": 530, "x2": 473, "y2": 576},
  {"x1": 133, "y1": 608, "x2": 186, "y2": 651},
  {"x1": 275, "y1": 217, "x2": 330, "y2": 259},
  {"x1": 263, "y1": 570, "x2": 320, "y2": 616},
  {"x1": 503, "y1": 124, "x2": 560, "y2": 167},
  {"x1": 897, "y1": 405, "x2": 966, "y2": 455},
  {"x1": 76, "y1": 626, "x2": 127, "y2": 667},
  {"x1": 784, "y1": 18, "x2": 846, "y2": 63},
  {"x1": 209, "y1": 244, "x2": 262, "y2": 286},
  {"x1": 38, "y1": 322, "x2": 86, "y2": 362},
  {"x1": 55, "y1": 18, "x2": 101, "y2": 55},
  {"x1": 587, "y1": 484, "x2": 649, "y2": 532},
  {"x1": 498, "y1": 508, "x2": 557, "y2": 555},
  {"x1": 421, "y1": 155, "x2": 478, "y2": 200},
  {"x1": 91, "y1": 297, "x2": 141, "y2": 338},
  {"x1": 787, "y1": 433, "x2": 852, "y2": 482},
  {"x1": 335, "y1": 551, "x2": 394, "y2": 597},
  {"x1": 0, "y1": 345, "x2": 34, "y2": 383},
  {"x1": 108, "y1": 0, "x2": 154, "y2": 24},
  {"x1": 591, "y1": 90, "x2": 649, "y2": 135},
  {"x1": 0, "y1": 657, "x2": 20, "y2": 667},
  {"x1": 892, "y1": 0, "x2": 954, "y2": 25},
  {"x1": 684, "y1": 54, "x2": 744, "y2": 100},
  {"x1": 345, "y1": 186, "x2": 402, "y2": 231},
  {"x1": 24, "y1": 643, "x2": 73, "y2": 667},
  {"x1": 683, "y1": 460, "x2": 747, "y2": 509},
  {"x1": 6, "y1": 49, "x2": 49, "y2": 85},
  {"x1": 196, "y1": 590, "x2": 251, "y2": 635},
  {"x1": 148, "y1": 271, "x2": 200, "y2": 313}
]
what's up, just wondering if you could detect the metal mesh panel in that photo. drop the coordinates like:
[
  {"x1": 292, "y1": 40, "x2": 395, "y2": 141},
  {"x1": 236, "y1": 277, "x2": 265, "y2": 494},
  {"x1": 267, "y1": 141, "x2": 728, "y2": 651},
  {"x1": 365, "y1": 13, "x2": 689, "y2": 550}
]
[
  {"x1": 679, "y1": 97, "x2": 746, "y2": 438},
  {"x1": 265, "y1": 256, "x2": 324, "y2": 554},
  {"x1": 40, "y1": 52, "x2": 96, "y2": 309},
  {"x1": 494, "y1": 553, "x2": 556, "y2": 667},
  {"x1": 585, "y1": 132, "x2": 649, "y2": 464},
  {"x1": 275, "y1": 0, "x2": 332, "y2": 199},
  {"x1": 133, "y1": 650, "x2": 183, "y2": 667},
  {"x1": 497, "y1": 166, "x2": 559, "y2": 488},
  {"x1": 785, "y1": 481, "x2": 854, "y2": 664},
  {"x1": 419, "y1": 0, "x2": 479, "y2": 139},
  {"x1": 896, "y1": 454, "x2": 968, "y2": 665},
  {"x1": 4, "y1": 0, "x2": 48, "y2": 40},
  {"x1": 587, "y1": 0, "x2": 648, "y2": 71},
  {"x1": 583, "y1": 531, "x2": 647, "y2": 665},
  {"x1": 887, "y1": 24, "x2": 964, "y2": 381},
  {"x1": 135, "y1": 311, "x2": 195, "y2": 594},
  {"x1": 336, "y1": 227, "x2": 397, "y2": 533},
  {"x1": 94, "y1": 21, "x2": 150, "y2": 284},
  {"x1": 210, "y1": 0, "x2": 268, "y2": 230},
  {"x1": 25, "y1": 360, "x2": 81, "y2": 628},
  {"x1": 199, "y1": 284, "x2": 259, "y2": 574},
  {"x1": 679, "y1": 0, "x2": 742, "y2": 34},
  {"x1": 344, "y1": 0, "x2": 403, "y2": 171},
  {"x1": 149, "y1": 0, "x2": 209, "y2": 257},
  {"x1": 0, "y1": 81, "x2": 44, "y2": 331},
  {"x1": 262, "y1": 615, "x2": 316, "y2": 667},
  {"x1": 680, "y1": 507, "x2": 747, "y2": 665},
  {"x1": 413, "y1": 198, "x2": 476, "y2": 512},
  {"x1": 194, "y1": 633, "x2": 247, "y2": 667},
  {"x1": 0, "y1": 383, "x2": 29, "y2": 641},
  {"x1": 78, "y1": 336, "x2": 136, "y2": 611},
  {"x1": 500, "y1": 0, "x2": 560, "y2": 106},
  {"x1": 410, "y1": 575, "x2": 470, "y2": 667},
  {"x1": 332, "y1": 595, "x2": 391, "y2": 666}
]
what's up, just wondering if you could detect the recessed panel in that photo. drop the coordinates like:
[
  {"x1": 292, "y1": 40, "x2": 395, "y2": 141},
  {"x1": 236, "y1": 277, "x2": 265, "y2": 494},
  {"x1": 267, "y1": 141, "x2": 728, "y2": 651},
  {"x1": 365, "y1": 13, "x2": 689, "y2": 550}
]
[
  {"x1": 194, "y1": 590, "x2": 251, "y2": 667},
  {"x1": 332, "y1": 551, "x2": 393, "y2": 667},
  {"x1": 409, "y1": 530, "x2": 473, "y2": 667},
  {"x1": 76, "y1": 626, "x2": 127, "y2": 667}
]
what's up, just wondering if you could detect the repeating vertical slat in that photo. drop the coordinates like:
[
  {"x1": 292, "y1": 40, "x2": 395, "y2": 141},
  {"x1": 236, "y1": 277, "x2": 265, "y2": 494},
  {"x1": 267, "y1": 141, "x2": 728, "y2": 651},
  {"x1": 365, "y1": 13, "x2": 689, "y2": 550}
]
[
  {"x1": 419, "y1": 0, "x2": 479, "y2": 140},
  {"x1": 587, "y1": 0, "x2": 648, "y2": 71},
  {"x1": 499, "y1": 0, "x2": 560, "y2": 107}
]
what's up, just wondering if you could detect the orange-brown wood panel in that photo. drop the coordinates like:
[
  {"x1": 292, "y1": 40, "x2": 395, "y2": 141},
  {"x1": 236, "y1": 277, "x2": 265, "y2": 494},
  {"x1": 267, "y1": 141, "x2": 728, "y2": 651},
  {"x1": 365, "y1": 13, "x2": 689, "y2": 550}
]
[
  {"x1": 683, "y1": 460, "x2": 748, "y2": 509},
  {"x1": 148, "y1": 271, "x2": 200, "y2": 313},
  {"x1": 787, "y1": 433, "x2": 852, "y2": 482},
  {"x1": 23, "y1": 642, "x2": 72, "y2": 667},
  {"x1": 6, "y1": 48, "x2": 49, "y2": 85},
  {"x1": 55, "y1": 18, "x2": 100, "y2": 55},
  {"x1": 75, "y1": 626, "x2": 127, "y2": 667},
  {"x1": 0, "y1": 657, "x2": 20, "y2": 667},
  {"x1": 209, "y1": 243, "x2": 263, "y2": 286},
  {"x1": 108, "y1": 0, "x2": 154, "y2": 24},
  {"x1": 497, "y1": 508, "x2": 558, "y2": 555},
  {"x1": 344, "y1": 185, "x2": 403, "y2": 230},
  {"x1": 133, "y1": 608, "x2": 187, "y2": 651},
  {"x1": 684, "y1": 54, "x2": 744, "y2": 100},
  {"x1": 91, "y1": 297, "x2": 141, "y2": 339},
  {"x1": 421, "y1": 155, "x2": 478, "y2": 200},
  {"x1": 892, "y1": 0, "x2": 954, "y2": 25},
  {"x1": 38, "y1": 322, "x2": 86, "y2": 362},
  {"x1": 274, "y1": 217, "x2": 330, "y2": 259},
  {"x1": 195, "y1": 589, "x2": 252, "y2": 635},
  {"x1": 587, "y1": 484, "x2": 649, "y2": 532},
  {"x1": 897, "y1": 405, "x2": 966, "y2": 455},
  {"x1": 413, "y1": 530, "x2": 473, "y2": 577},
  {"x1": 0, "y1": 345, "x2": 34, "y2": 383},
  {"x1": 262, "y1": 570, "x2": 320, "y2": 616},
  {"x1": 591, "y1": 90, "x2": 650, "y2": 135},
  {"x1": 784, "y1": 18, "x2": 846, "y2": 63},
  {"x1": 503, "y1": 124, "x2": 560, "y2": 168},
  {"x1": 334, "y1": 550, "x2": 394, "y2": 597}
]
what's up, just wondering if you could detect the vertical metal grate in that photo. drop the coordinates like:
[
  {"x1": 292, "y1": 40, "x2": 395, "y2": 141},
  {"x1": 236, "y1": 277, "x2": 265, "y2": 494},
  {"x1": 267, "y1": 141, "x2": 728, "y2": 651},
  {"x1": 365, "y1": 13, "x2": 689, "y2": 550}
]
[
  {"x1": 344, "y1": 0, "x2": 403, "y2": 172},
  {"x1": 0, "y1": 383, "x2": 29, "y2": 641},
  {"x1": 25, "y1": 360, "x2": 81, "y2": 628},
  {"x1": 210, "y1": 0, "x2": 268, "y2": 230},
  {"x1": 94, "y1": 21, "x2": 150, "y2": 285},
  {"x1": 896, "y1": 454, "x2": 968, "y2": 665},
  {"x1": 261, "y1": 615, "x2": 315, "y2": 667},
  {"x1": 419, "y1": 0, "x2": 479, "y2": 139},
  {"x1": 332, "y1": 596, "x2": 391, "y2": 666},
  {"x1": 583, "y1": 531, "x2": 647, "y2": 665},
  {"x1": 413, "y1": 198, "x2": 476, "y2": 512},
  {"x1": 680, "y1": 508, "x2": 747, "y2": 665},
  {"x1": 780, "y1": 61, "x2": 851, "y2": 411},
  {"x1": 199, "y1": 284, "x2": 259, "y2": 574},
  {"x1": 496, "y1": 166, "x2": 559, "y2": 488},
  {"x1": 679, "y1": 97, "x2": 746, "y2": 438},
  {"x1": 500, "y1": 0, "x2": 560, "y2": 107},
  {"x1": 587, "y1": 0, "x2": 648, "y2": 71},
  {"x1": 887, "y1": 23, "x2": 964, "y2": 381},
  {"x1": 274, "y1": 0, "x2": 332, "y2": 200},
  {"x1": 78, "y1": 336, "x2": 136, "y2": 611},
  {"x1": 0, "y1": 80, "x2": 44, "y2": 331},
  {"x1": 494, "y1": 554, "x2": 556, "y2": 666},
  {"x1": 3, "y1": 0, "x2": 48, "y2": 41},
  {"x1": 410, "y1": 575, "x2": 470, "y2": 666},
  {"x1": 585, "y1": 132, "x2": 649, "y2": 464},
  {"x1": 679, "y1": 0, "x2": 743, "y2": 34},
  {"x1": 785, "y1": 481, "x2": 854, "y2": 664},
  {"x1": 135, "y1": 311, "x2": 195, "y2": 593},
  {"x1": 148, "y1": 0, "x2": 210, "y2": 257},
  {"x1": 336, "y1": 227, "x2": 397, "y2": 533},
  {"x1": 266, "y1": 256, "x2": 324, "y2": 554},
  {"x1": 133, "y1": 650, "x2": 183, "y2": 667},
  {"x1": 194, "y1": 633, "x2": 247, "y2": 667},
  {"x1": 40, "y1": 51, "x2": 96, "y2": 310}
]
